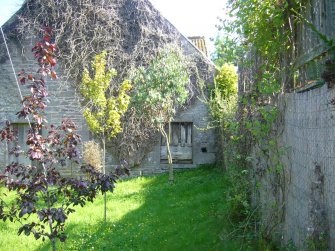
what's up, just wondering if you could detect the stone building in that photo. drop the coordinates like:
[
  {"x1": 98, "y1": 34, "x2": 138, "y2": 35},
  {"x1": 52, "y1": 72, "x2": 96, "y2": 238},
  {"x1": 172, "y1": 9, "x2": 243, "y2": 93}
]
[{"x1": 0, "y1": 0, "x2": 216, "y2": 176}]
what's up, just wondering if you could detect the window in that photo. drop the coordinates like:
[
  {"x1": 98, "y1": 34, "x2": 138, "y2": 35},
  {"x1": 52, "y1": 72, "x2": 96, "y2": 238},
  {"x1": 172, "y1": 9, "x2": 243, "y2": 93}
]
[{"x1": 160, "y1": 122, "x2": 193, "y2": 164}]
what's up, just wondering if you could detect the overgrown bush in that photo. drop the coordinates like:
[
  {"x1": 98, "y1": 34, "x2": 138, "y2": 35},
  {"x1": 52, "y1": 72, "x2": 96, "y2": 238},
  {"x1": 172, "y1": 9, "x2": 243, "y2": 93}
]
[
  {"x1": 209, "y1": 64, "x2": 237, "y2": 125},
  {"x1": 83, "y1": 141, "x2": 103, "y2": 172},
  {"x1": 211, "y1": 0, "x2": 300, "y2": 248},
  {"x1": 207, "y1": 62, "x2": 256, "y2": 246}
]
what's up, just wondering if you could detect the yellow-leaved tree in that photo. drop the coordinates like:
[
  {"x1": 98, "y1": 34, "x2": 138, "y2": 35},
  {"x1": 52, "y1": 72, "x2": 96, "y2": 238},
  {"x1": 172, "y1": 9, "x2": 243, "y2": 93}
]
[{"x1": 80, "y1": 51, "x2": 131, "y2": 222}]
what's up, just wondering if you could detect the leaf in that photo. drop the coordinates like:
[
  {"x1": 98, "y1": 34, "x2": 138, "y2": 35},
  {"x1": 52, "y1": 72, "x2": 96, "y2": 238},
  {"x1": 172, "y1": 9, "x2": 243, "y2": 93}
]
[
  {"x1": 17, "y1": 226, "x2": 24, "y2": 236},
  {"x1": 59, "y1": 233, "x2": 67, "y2": 242},
  {"x1": 24, "y1": 228, "x2": 31, "y2": 236},
  {"x1": 34, "y1": 232, "x2": 41, "y2": 240},
  {"x1": 51, "y1": 71, "x2": 57, "y2": 79},
  {"x1": 50, "y1": 58, "x2": 57, "y2": 67},
  {"x1": 44, "y1": 35, "x2": 51, "y2": 42},
  {"x1": 46, "y1": 55, "x2": 57, "y2": 66},
  {"x1": 19, "y1": 208, "x2": 28, "y2": 218},
  {"x1": 19, "y1": 77, "x2": 26, "y2": 85}
]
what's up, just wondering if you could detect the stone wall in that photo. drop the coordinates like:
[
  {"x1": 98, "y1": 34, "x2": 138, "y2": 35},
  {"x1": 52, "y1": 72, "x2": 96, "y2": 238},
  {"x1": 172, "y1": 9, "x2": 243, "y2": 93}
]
[
  {"x1": 255, "y1": 84, "x2": 335, "y2": 249},
  {"x1": 0, "y1": 37, "x2": 90, "y2": 177}
]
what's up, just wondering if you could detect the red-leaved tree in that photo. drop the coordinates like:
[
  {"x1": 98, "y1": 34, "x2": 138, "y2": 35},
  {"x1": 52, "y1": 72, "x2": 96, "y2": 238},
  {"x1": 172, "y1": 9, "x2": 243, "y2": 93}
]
[{"x1": 0, "y1": 28, "x2": 129, "y2": 251}]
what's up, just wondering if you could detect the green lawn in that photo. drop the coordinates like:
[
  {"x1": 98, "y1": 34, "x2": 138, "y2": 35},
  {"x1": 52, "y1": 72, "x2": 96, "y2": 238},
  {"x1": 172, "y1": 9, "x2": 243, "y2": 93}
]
[{"x1": 0, "y1": 166, "x2": 252, "y2": 251}]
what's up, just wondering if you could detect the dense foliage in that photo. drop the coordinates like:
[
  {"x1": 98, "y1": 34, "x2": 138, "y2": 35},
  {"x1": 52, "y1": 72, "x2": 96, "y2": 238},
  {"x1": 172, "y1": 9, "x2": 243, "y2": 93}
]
[
  {"x1": 0, "y1": 28, "x2": 128, "y2": 251},
  {"x1": 214, "y1": 64, "x2": 237, "y2": 100},
  {"x1": 220, "y1": 1, "x2": 332, "y2": 248},
  {"x1": 212, "y1": 35, "x2": 242, "y2": 67},
  {"x1": 212, "y1": 0, "x2": 298, "y2": 173},
  {"x1": 209, "y1": 64, "x2": 238, "y2": 131},
  {"x1": 215, "y1": 0, "x2": 298, "y2": 91}
]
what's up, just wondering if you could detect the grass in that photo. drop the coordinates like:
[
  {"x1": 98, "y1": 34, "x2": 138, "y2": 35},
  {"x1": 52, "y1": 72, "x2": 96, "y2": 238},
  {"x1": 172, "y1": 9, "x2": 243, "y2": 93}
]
[{"x1": 0, "y1": 166, "x2": 256, "y2": 251}]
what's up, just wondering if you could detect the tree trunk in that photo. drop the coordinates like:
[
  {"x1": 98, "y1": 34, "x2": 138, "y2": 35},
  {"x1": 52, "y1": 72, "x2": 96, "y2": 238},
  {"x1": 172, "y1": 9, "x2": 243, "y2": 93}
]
[
  {"x1": 102, "y1": 136, "x2": 107, "y2": 223},
  {"x1": 48, "y1": 211, "x2": 57, "y2": 251},
  {"x1": 159, "y1": 123, "x2": 173, "y2": 183},
  {"x1": 167, "y1": 121, "x2": 173, "y2": 183},
  {"x1": 43, "y1": 162, "x2": 57, "y2": 251},
  {"x1": 51, "y1": 237, "x2": 56, "y2": 251}
]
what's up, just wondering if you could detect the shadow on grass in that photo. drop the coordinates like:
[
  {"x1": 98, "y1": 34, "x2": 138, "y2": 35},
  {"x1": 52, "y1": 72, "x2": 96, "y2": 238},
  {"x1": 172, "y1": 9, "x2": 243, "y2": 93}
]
[{"x1": 37, "y1": 167, "x2": 243, "y2": 251}]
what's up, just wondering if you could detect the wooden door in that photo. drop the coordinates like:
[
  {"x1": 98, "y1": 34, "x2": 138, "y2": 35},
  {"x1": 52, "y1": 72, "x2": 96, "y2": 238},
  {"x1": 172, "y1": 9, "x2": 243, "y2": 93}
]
[{"x1": 160, "y1": 122, "x2": 192, "y2": 164}]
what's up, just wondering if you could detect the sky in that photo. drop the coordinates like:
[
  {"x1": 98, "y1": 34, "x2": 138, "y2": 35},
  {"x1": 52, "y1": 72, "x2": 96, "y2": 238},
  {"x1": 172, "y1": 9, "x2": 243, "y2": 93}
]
[
  {"x1": 0, "y1": 0, "x2": 227, "y2": 55},
  {"x1": 0, "y1": 0, "x2": 24, "y2": 25},
  {"x1": 150, "y1": 0, "x2": 227, "y2": 54}
]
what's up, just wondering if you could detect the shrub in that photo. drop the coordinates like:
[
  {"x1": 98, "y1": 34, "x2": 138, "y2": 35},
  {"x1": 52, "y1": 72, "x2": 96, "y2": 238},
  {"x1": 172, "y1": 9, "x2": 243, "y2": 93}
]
[{"x1": 83, "y1": 141, "x2": 103, "y2": 172}]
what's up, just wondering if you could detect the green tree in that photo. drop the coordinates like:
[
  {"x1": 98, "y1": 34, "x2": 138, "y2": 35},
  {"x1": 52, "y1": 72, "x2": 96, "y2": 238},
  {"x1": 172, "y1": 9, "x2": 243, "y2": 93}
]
[
  {"x1": 131, "y1": 46, "x2": 190, "y2": 182},
  {"x1": 209, "y1": 63, "x2": 238, "y2": 169},
  {"x1": 80, "y1": 51, "x2": 131, "y2": 222},
  {"x1": 211, "y1": 35, "x2": 242, "y2": 67},
  {"x1": 215, "y1": 63, "x2": 238, "y2": 100},
  {"x1": 209, "y1": 63, "x2": 238, "y2": 131}
]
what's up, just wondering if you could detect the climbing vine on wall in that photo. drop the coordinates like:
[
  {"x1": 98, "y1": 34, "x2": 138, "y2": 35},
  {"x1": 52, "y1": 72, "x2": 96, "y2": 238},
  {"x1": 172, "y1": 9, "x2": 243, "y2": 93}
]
[
  {"x1": 211, "y1": 0, "x2": 307, "y2": 245},
  {"x1": 213, "y1": 0, "x2": 334, "y2": 248}
]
